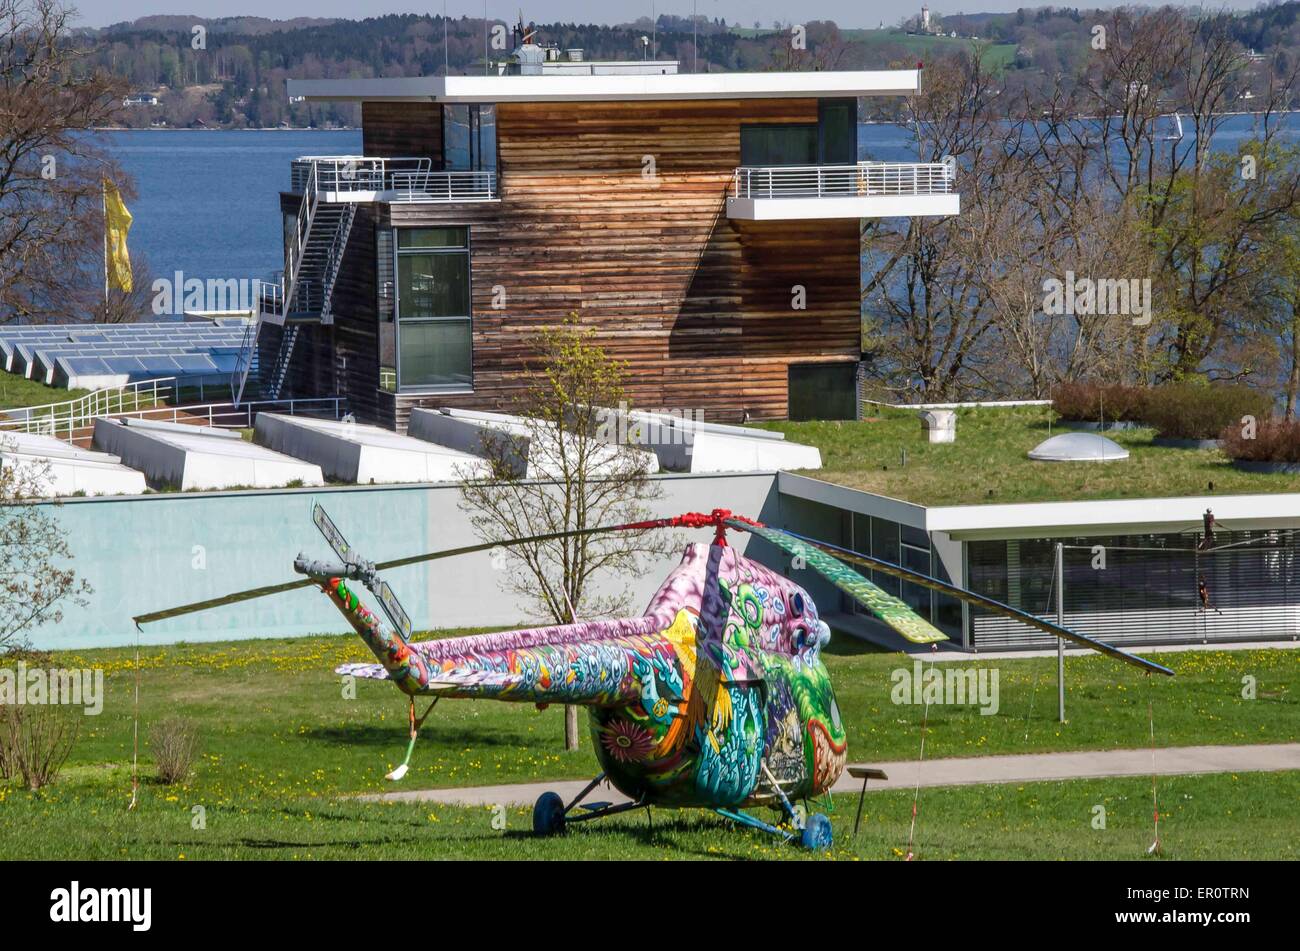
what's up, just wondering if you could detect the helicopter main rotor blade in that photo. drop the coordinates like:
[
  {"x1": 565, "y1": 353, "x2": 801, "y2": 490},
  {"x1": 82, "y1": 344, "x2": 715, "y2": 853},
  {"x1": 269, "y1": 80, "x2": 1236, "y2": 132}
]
[
  {"x1": 132, "y1": 576, "x2": 318, "y2": 626},
  {"x1": 728, "y1": 519, "x2": 1175, "y2": 678},
  {"x1": 133, "y1": 517, "x2": 673, "y2": 627}
]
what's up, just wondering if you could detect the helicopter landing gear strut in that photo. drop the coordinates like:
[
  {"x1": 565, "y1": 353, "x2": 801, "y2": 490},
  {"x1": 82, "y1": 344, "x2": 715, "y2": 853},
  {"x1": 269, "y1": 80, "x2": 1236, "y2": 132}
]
[
  {"x1": 385, "y1": 696, "x2": 438, "y2": 782},
  {"x1": 532, "y1": 773, "x2": 648, "y2": 836},
  {"x1": 720, "y1": 762, "x2": 835, "y2": 852}
]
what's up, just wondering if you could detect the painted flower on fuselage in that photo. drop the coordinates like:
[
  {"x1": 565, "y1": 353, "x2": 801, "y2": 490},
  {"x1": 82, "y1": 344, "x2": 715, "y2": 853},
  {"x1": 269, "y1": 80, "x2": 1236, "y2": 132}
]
[{"x1": 600, "y1": 718, "x2": 655, "y2": 763}]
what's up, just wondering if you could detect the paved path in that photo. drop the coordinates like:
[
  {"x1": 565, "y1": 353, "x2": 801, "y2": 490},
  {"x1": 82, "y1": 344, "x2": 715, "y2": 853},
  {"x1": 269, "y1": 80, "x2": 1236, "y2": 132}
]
[{"x1": 362, "y1": 742, "x2": 1300, "y2": 807}]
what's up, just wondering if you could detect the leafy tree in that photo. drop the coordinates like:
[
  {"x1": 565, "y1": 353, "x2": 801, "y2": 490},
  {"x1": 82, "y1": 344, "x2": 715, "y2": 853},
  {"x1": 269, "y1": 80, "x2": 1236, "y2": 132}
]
[{"x1": 457, "y1": 317, "x2": 668, "y2": 749}]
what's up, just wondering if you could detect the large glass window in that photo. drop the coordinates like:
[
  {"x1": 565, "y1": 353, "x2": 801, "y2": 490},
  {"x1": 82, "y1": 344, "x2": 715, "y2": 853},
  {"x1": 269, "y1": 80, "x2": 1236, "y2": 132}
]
[
  {"x1": 741, "y1": 124, "x2": 818, "y2": 167},
  {"x1": 900, "y1": 542, "x2": 933, "y2": 622},
  {"x1": 740, "y1": 101, "x2": 858, "y2": 167},
  {"x1": 395, "y1": 227, "x2": 471, "y2": 390},
  {"x1": 870, "y1": 516, "x2": 902, "y2": 596},
  {"x1": 788, "y1": 363, "x2": 857, "y2": 421},
  {"x1": 443, "y1": 104, "x2": 497, "y2": 172},
  {"x1": 818, "y1": 99, "x2": 856, "y2": 164}
]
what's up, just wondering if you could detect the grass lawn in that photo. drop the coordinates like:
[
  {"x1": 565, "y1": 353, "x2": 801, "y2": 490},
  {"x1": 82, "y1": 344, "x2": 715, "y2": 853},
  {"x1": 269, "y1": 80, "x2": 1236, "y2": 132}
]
[
  {"x1": 0, "y1": 633, "x2": 1294, "y2": 859},
  {"x1": 0, "y1": 376, "x2": 89, "y2": 412},
  {"x1": 753, "y1": 405, "x2": 1300, "y2": 506},
  {"x1": 2, "y1": 771, "x2": 1293, "y2": 860}
]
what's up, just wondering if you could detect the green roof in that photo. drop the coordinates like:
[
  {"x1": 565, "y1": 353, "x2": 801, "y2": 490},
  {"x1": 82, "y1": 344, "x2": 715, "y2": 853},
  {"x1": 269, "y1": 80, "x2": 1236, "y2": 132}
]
[{"x1": 753, "y1": 406, "x2": 1300, "y2": 507}]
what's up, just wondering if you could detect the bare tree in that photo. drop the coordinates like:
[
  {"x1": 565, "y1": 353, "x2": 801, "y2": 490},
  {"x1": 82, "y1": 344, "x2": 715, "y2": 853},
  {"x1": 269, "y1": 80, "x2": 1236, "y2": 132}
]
[
  {"x1": 0, "y1": 0, "x2": 130, "y2": 324},
  {"x1": 457, "y1": 317, "x2": 668, "y2": 750},
  {"x1": 0, "y1": 446, "x2": 91, "y2": 652},
  {"x1": 860, "y1": 46, "x2": 1006, "y2": 401}
]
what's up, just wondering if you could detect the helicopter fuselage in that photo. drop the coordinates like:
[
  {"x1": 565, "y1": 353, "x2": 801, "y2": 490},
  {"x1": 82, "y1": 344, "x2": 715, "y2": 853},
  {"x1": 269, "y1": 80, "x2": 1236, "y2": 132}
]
[{"x1": 328, "y1": 542, "x2": 848, "y2": 809}]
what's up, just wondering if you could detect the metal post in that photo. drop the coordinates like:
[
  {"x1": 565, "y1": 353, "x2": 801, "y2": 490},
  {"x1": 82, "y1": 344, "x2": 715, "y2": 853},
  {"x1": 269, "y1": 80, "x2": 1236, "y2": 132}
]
[{"x1": 1056, "y1": 541, "x2": 1065, "y2": 722}]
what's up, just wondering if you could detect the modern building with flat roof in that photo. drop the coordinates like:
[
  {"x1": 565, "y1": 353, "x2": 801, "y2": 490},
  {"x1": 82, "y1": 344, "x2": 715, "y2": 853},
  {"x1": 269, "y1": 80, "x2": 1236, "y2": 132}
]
[
  {"x1": 251, "y1": 36, "x2": 957, "y2": 430},
  {"x1": 780, "y1": 472, "x2": 1300, "y2": 650}
]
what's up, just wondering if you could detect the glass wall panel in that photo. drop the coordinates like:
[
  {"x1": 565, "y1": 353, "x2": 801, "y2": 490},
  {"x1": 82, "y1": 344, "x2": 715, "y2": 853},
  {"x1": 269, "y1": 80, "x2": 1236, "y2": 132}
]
[
  {"x1": 819, "y1": 99, "x2": 856, "y2": 164},
  {"x1": 741, "y1": 125, "x2": 818, "y2": 166},
  {"x1": 394, "y1": 226, "x2": 472, "y2": 391},
  {"x1": 398, "y1": 321, "x2": 472, "y2": 388},
  {"x1": 398, "y1": 252, "x2": 469, "y2": 320}
]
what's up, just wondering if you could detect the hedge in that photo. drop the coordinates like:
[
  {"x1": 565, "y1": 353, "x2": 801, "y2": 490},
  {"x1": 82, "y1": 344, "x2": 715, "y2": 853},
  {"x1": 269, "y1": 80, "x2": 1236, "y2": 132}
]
[
  {"x1": 1053, "y1": 382, "x2": 1273, "y2": 440},
  {"x1": 1220, "y1": 418, "x2": 1300, "y2": 463},
  {"x1": 1141, "y1": 385, "x2": 1274, "y2": 441}
]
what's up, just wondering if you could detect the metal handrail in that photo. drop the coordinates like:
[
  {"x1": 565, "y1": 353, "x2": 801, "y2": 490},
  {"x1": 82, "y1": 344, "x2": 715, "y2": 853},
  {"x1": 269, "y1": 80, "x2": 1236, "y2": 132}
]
[
  {"x1": 232, "y1": 317, "x2": 260, "y2": 407},
  {"x1": 389, "y1": 170, "x2": 498, "y2": 202},
  {"x1": 295, "y1": 156, "x2": 432, "y2": 194},
  {"x1": 285, "y1": 160, "x2": 319, "y2": 313},
  {"x1": 292, "y1": 155, "x2": 497, "y2": 203},
  {"x1": 99, "y1": 394, "x2": 344, "y2": 431},
  {"x1": 0, "y1": 377, "x2": 177, "y2": 442},
  {"x1": 731, "y1": 162, "x2": 954, "y2": 199},
  {"x1": 317, "y1": 204, "x2": 355, "y2": 322}
]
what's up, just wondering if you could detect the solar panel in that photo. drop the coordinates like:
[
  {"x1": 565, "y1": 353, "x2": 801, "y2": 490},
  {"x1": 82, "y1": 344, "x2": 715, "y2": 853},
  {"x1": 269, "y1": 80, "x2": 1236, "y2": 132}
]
[
  {"x1": 1, "y1": 320, "x2": 254, "y2": 389},
  {"x1": 101, "y1": 357, "x2": 145, "y2": 373}
]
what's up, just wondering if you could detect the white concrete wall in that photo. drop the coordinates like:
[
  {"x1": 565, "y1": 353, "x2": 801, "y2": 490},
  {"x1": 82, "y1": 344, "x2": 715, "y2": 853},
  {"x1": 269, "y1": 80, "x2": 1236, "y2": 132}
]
[{"x1": 28, "y1": 471, "x2": 780, "y2": 649}]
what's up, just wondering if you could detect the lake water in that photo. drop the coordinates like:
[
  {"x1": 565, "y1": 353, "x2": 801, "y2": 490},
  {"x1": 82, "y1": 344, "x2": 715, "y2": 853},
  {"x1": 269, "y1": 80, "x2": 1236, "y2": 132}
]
[
  {"x1": 105, "y1": 129, "x2": 361, "y2": 286},
  {"x1": 103, "y1": 115, "x2": 1299, "y2": 287}
]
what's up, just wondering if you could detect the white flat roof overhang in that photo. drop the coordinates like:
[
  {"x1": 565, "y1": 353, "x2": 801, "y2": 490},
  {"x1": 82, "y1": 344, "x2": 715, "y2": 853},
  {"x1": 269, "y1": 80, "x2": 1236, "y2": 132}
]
[
  {"x1": 778, "y1": 473, "x2": 1300, "y2": 539},
  {"x1": 287, "y1": 70, "x2": 921, "y2": 104},
  {"x1": 727, "y1": 193, "x2": 960, "y2": 220}
]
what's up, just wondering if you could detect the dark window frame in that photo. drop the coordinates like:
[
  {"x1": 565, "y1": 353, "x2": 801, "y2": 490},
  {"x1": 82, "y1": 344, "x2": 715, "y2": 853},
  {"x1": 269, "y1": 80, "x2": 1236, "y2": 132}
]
[
  {"x1": 392, "y1": 226, "x2": 473, "y2": 393},
  {"x1": 442, "y1": 103, "x2": 498, "y2": 172},
  {"x1": 740, "y1": 99, "x2": 859, "y2": 167}
]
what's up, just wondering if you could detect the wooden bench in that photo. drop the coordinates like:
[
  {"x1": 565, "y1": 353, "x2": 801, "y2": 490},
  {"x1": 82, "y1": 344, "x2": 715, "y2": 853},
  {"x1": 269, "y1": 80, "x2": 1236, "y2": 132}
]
[{"x1": 848, "y1": 766, "x2": 889, "y2": 836}]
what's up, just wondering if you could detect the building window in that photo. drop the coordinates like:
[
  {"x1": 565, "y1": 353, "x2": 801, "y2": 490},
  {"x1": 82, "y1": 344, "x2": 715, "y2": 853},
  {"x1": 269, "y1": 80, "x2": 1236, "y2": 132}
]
[
  {"x1": 741, "y1": 124, "x2": 818, "y2": 167},
  {"x1": 818, "y1": 99, "x2": 857, "y2": 164},
  {"x1": 740, "y1": 101, "x2": 858, "y2": 167},
  {"x1": 788, "y1": 363, "x2": 857, "y2": 420},
  {"x1": 394, "y1": 227, "x2": 472, "y2": 390},
  {"x1": 443, "y1": 104, "x2": 497, "y2": 172}
]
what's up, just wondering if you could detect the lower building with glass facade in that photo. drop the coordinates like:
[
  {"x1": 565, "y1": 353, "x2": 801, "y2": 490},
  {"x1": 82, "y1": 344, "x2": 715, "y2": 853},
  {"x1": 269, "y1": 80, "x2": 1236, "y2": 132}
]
[{"x1": 773, "y1": 472, "x2": 1300, "y2": 651}]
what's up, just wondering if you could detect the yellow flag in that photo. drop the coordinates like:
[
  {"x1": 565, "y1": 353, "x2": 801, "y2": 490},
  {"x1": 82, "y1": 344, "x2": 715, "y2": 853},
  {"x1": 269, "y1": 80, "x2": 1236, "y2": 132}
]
[{"x1": 103, "y1": 179, "x2": 133, "y2": 293}]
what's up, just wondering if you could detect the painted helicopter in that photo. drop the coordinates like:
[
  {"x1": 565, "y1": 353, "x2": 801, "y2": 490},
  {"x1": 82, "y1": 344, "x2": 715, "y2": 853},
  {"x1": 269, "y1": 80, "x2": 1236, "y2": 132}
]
[{"x1": 136, "y1": 505, "x2": 1172, "y2": 851}]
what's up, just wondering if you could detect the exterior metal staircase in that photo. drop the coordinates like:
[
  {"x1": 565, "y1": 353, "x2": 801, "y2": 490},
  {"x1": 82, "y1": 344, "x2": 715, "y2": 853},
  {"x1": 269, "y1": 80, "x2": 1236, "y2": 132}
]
[
  {"x1": 263, "y1": 325, "x2": 301, "y2": 400},
  {"x1": 256, "y1": 160, "x2": 356, "y2": 326},
  {"x1": 248, "y1": 159, "x2": 358, "y2": 403}
]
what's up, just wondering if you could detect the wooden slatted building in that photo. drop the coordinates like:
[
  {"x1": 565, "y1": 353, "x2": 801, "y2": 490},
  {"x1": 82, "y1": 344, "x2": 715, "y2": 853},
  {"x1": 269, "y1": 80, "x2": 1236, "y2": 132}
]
[{"x1": 259, "y1": 58, "x2": 958, "y2": 430}]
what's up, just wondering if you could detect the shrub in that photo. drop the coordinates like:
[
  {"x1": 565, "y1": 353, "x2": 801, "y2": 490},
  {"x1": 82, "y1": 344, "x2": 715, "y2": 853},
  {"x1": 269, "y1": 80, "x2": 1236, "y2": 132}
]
[
  {"x1": 149, "y1": 716, "x2": 200, "y2": 785},
  {"x1": 1220, "y1": 418, "x2": 1300, "y2": 463},
  {"x1": 0, "y1": 702, "x2": 80, "y2": 791},
  {"x1": 1052, "y1": 382, "x2": 1149, "y2": 423},
  {"x1": 0, "y1": 649, "x2": 72, "y2": 789},
  {"x1": 1142, "y1": 385, "x2": 1274, "y2": 441}
]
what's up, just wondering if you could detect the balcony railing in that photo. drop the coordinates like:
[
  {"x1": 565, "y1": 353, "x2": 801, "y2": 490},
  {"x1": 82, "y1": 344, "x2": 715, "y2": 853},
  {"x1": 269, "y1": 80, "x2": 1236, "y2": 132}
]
[
  {"x1": 390, "y1": 169, "x2": 497, "y2": 202},
  {"x1": 290, "y1": 156, "x2": 498, "y2": 203},
  {"x1": 731, "y1": 162, "x2": 954, "y2": 199}
]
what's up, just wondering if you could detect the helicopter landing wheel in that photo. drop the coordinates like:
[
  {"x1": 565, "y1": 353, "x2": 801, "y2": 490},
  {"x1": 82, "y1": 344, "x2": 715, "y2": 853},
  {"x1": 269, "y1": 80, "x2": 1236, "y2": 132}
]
[
  {"x1": 532, "y1": 791, "x2": 567, "y2": 837},
  {"x1": 800, "y1": 813, "x2": 833, "y2": 851}
]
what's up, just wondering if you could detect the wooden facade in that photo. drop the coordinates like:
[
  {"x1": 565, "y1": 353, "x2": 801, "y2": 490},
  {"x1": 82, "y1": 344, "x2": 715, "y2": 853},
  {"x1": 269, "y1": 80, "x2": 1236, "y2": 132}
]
[{"x1": 280, "y1": 97, "x2": 861, "y2": 429}]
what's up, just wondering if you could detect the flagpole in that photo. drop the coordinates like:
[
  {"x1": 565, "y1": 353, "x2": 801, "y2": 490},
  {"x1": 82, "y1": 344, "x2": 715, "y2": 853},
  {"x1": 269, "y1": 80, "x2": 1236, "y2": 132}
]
[{"x1": 102, "y1": 179, "x2": 109, "y2": 320}]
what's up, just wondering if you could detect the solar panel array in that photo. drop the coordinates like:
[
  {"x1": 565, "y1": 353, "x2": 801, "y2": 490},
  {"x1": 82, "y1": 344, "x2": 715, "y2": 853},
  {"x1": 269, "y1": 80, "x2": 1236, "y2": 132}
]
[{"x1": 0, "y1": 320, "x2": 254, "y2": 389}]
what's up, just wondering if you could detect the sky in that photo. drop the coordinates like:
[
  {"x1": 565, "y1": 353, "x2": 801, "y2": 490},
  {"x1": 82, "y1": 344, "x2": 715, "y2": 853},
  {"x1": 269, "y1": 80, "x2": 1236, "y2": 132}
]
[{"x1": 73, "y1": 0, "x2": 1248, "y2": 32}]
